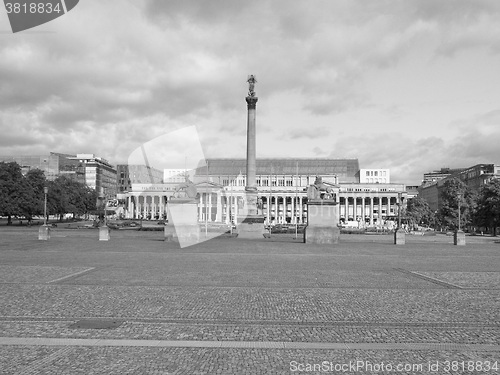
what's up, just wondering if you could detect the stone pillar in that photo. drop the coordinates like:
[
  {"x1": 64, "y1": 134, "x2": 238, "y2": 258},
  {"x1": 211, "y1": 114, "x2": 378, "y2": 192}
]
[
  {"x1": 244, "y1": 94, "x2": 258, "y2": 215},
  {"x1": 353, "y1": 197, "x2": 357, "y2": 222},
  {"x1": 369, "y1": 197, "x2": 374, "y2": 226},
  {"x1": 361, "y1": 197, "x2": 366, "y2": 227},
  {"x1": 238, "y1": 76, "x2": 264, "y2": 239},
  {"x1": 198, "y1": 194, "x2": 203, "y2": 222},
  {"x1": 208, "y1": 192, "x2": 213, "y2": 222},
  {"x1": 216, "y1": 191, "x2": 222, "y2": 222}
]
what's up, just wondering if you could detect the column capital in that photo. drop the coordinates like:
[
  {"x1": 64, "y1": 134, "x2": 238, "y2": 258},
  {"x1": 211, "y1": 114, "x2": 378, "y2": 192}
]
[{"x1": 246, "y1": 96, "x2": 258, "y2": 109}]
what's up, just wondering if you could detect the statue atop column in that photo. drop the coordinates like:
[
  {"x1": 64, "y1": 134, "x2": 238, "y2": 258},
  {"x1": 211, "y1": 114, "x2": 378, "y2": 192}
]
[{"x1": 247, "y1": 75, "x2": 257, "y2": 97}]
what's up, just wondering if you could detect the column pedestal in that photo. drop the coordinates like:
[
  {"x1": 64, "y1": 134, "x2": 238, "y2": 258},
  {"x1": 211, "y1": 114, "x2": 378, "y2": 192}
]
[
  {"x1": 166, "y1": 200, "x2": 200, "y2": 247},
  {"x1": 237, "y1": 189, "x2": 265, "y2": 239},
  {"x1": 38, "y1": 225, "x2": 50, "y2": 241},
  {"x1": 394, "y1": 229, "x2": 405, "y2": 245},
  {"x1": 99, "y1": 226, "x2": 110, "y2": 241},
  {"x1": 454, "y1": 230, "x2": 466, "y2": 246},
  {"x1": 304, "y1": 201, "x2": 340, "y2": 245}
]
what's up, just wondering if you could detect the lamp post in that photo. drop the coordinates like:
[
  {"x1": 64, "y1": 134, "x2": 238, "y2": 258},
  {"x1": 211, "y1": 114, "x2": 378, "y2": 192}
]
[
  {"x1": 454, "y1": 192, "x2": 465, "y2": 245},
  {"x1": 394, "y1": 192, "x2": 405, "y2": 245},
  {"x1": 38, "y1": 186, "x2": 50, "y2": 240},
  {"x1": 98, "y1": 188, "x2": 110, "y2": 241},
  {"x1": 43, "y1": 186, "x2": 48, "y2": 225}
]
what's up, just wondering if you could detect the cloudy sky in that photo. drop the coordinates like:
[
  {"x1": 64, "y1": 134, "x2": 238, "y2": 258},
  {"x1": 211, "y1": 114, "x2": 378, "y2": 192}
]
[{"x1": 1, "y1": 0, "x2": 499, "y2": 184}]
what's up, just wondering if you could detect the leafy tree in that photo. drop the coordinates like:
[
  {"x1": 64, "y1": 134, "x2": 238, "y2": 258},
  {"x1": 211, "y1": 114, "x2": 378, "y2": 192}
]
[
  {"x1": 438, "y1": 178, "x2": 475, "y2": 231},
  {"x1": 474, "y1": 179, "x2": 500, "y2": 236},
  {"x1": 19, "y1": 169, "x2": 47, "y2": 223},
  {"x1": 0, "y1": 162, "x2": 24, "y2": 225},
  {"x1": 406, "y1": 196, "x2": 434, "y2": 229},
  {"x1": 47, "y1": 176, "x2": 98, "y2": 221}
]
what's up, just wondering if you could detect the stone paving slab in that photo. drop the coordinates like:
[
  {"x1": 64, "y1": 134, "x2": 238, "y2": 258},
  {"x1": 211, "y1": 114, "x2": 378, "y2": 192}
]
[
  {"x1": 418, "y1": 272, "x2": 500, "y2": 289},
  {"x1": 0, "y1": 266, "x2": 94, "y2": 284},
  {"x1": 1, "y1": 345, "x2": 500, "y2": 375},
  {"x1": 1, "y1": 320, "x2": 500, "y2": 344},
  {"x1": 2, "y1": 336, "x2": 500, "y2": 351},
  {"x1": 1, "y1": 284, "x2": 499, "y2": 323},
  {"x1": 1, "y1": 231, "x2": 499, "y2": 373}
]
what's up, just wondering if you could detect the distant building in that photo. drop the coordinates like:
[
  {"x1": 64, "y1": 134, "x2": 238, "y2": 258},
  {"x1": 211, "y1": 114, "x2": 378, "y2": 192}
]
[
  {"x1": 0, "y1": 152, "x2": 81, "y2": 180},
  {"x1": 405, "y1": 186, "x2": 419, "y2": 200},
  {"x1": 118, "y1": 158, "x2": 407, "y2": 226},
  {"x1": 357, "y1": 169, "x2": 390, "y2": 184},
  {"x1": 419, "y1": 163, "x2": 500, "y2": 212},
  {"x1": 421, "y1": 167, "x2": 466, "y2": 187},
  {"x1": 116, "y1": 164, "x2": 163, "y2": 193},
  {"x1": 67, "y1": 154, "x2": 117, "y2": 198}
]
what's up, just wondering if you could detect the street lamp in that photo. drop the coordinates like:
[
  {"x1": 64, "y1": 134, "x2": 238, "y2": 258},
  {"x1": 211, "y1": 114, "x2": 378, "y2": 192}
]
[
  {"x1": 454, "y1": 192, "x2": 465, "y2": 246},
  {"x1": 38, "y1": 186, "x2": 50, "y2": 240},
  {"x1": 43, "y1": 186, "x2": 48, "y2": 225},
  {"x1": 394, "y1": 192, "x2": 405, "y2": 245}
]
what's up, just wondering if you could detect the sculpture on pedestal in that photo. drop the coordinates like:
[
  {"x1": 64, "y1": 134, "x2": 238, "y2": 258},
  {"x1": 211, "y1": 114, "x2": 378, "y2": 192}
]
[
  {"x1": 172, "y1": 176, "x2": 199, "y2": 201},
  {"x1": 307, "y1": 177, "x2": 336, "y2": 201}
]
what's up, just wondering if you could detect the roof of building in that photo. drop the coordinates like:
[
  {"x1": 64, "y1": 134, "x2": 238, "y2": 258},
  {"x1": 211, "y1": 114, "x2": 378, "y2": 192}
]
[{"x1": 196, "y1": 158, "x2": 359, "y2": 178}]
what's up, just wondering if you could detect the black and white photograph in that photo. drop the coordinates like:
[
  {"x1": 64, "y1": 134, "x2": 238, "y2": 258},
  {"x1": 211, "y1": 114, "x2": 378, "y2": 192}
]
[{"x1": 1, "y1": 1, "x2": 500, "y2": 373}]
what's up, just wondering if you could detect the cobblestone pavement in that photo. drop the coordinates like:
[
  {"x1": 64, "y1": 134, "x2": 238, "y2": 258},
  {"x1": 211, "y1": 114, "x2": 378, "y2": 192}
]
[{"x1": 0, "y1": 227, "x2": 499, "y2": 374}]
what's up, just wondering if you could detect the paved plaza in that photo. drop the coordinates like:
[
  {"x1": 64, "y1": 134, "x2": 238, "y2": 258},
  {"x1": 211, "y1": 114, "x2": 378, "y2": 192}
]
[{"x1": 0, "y1": 227, "x2": 499, "y2": 374}]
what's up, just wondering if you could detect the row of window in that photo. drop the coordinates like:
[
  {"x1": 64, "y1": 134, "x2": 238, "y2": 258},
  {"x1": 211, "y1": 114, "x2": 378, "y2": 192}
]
[{"x1": 365, "y1": 170, "x2": 387, "y2": 177}]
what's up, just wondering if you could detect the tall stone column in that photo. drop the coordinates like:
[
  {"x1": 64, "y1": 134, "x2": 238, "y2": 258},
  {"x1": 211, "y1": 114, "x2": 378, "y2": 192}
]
[
  {"x1": 244, "y1": 94, "x2": 258, "y2": 216},
  {"x1": 238, "y1": 75, "x2": 265, "y2": 239}
]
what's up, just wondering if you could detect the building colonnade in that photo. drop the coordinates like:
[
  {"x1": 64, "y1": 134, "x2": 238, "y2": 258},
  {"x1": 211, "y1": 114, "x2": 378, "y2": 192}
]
[{"x1": 120, "y1": 185, "x2": 406, "y2": 227}]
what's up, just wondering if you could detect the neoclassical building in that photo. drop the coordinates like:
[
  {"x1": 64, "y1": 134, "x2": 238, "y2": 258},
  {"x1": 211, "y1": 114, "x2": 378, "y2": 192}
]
[{"x1": 117, "y1": 158, "x2": 408, "y2": 227}]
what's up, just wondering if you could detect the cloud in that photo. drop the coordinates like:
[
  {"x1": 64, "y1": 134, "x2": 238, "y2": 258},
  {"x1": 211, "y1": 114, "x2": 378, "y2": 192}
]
[{"x1": 0, "y1": 0, "x2": 499, "y2": 179}]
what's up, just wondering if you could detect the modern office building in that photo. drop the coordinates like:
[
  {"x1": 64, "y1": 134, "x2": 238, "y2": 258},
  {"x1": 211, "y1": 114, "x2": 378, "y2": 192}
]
[
  {"x1": 357, "y1": 169, "x2": 390, "y2": 184},
  {"x1": 0, "y1": 152, "x2": 81, "y2": 180},
  {"x1": 67, "y1": 154, "x2": 117, "y2": 198},
  {"x1": 419, "y1": 163, "x2": 500, "y2": 211}
]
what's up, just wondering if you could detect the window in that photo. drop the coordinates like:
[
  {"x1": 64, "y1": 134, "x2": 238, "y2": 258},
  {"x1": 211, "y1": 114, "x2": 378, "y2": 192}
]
[
  {"x1": 375, "y1": 171, "x2": 378, "y2": 176},
  {"x1": 366, "y1": 171, "x2": 370, "y2": 176}
]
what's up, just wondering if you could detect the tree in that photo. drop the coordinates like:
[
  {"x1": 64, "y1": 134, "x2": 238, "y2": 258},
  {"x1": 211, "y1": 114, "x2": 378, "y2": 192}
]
[
  {"x1": 19, "y1": 169, "x2": 47, "y2": 223},
  {"x1": 438, "y1": 178, "x2": 475, "y2": 231},
  {"x1": 406, "y1": 196, "x2": 434, "y2": 229},
  {"x1": 0, "y1": 162, "x2": 24, "y2": 225},
  {"x1": 47, "y1": 176, "x2": 98, "y2": 221},
  {"x1": 474, "y1": 179, "x2": 500, "y2": 236}
]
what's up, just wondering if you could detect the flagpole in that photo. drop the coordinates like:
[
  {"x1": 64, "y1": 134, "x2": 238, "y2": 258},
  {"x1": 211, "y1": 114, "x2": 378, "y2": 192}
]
[
  {"x1": 269, "y1": 165, "x2": 273, "y2": 237},
  {"x1": 295, "y1": 161, "x2": 298, "y2": 239},
  {"x1": 205, "y1": 160, "x2": 208, "y2": 237}
]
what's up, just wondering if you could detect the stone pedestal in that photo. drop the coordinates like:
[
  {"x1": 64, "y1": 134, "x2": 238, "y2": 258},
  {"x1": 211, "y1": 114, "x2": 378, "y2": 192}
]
[
  {"x1": 237, "y1": 189, "x2": 265, "y2": 239},
  {"x1": 394, "y1": 229, "x2": 405, "y2": 245},
  {"x1": 99, "y1": 226, "x2": 110, "y2": 241},
  {"x1": 38, "y1": 225, "x2": 50, "y2": 240},
  {"x1": 237, "y1": 215, "x2": 265, "y2": 239},
  {"x1": 164, "y1": 224, "x2": 175, "y2": 242},
  {"x1": 304, "y1": 201, "x2": 340, "y2": 244},
  {"x1": 167, "y1": 201, "x2": 200, "y2": 247},
  {"x1": 454, "y1": 230, "x2": 466, "y2": 246}
]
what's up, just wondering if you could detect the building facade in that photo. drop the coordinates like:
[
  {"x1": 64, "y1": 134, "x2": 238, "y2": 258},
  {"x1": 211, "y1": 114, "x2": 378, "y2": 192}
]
[
  {"x1": 357, "y1": 169, "x2": 390, "y2": 184},
  {"x1": 118, "y1": 158, "x2": 407, "y2": 227},
  {"x1": 419, "y1": 163, "x2": 500, "y2": 212},
  {"x1": 67, "y1": 154, "x2": 117, "y2": 198},
  {"x1": 0, "y1": 153, "x2": 81, "y2": 180}
]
